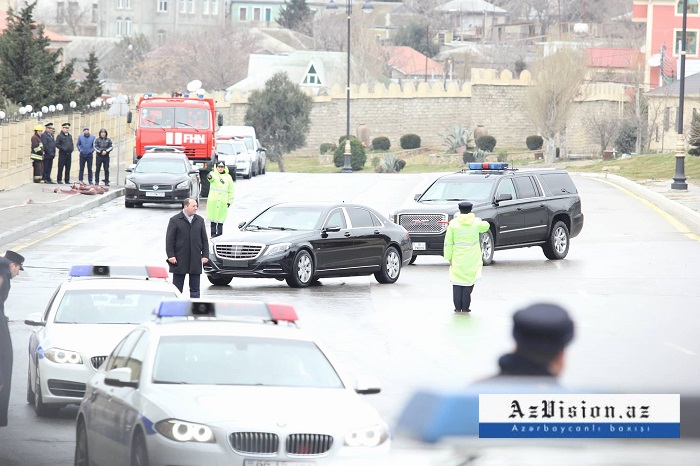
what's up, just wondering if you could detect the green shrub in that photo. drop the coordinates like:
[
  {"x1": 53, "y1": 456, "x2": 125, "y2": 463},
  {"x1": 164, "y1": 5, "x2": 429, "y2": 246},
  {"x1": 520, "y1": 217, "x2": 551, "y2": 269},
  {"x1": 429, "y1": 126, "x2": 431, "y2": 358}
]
[
  {"x1": 440, "y1": 124, "x2": 471, "y2": 152},
  {"x1": 476, "y1": 135, "x2": 497, "y2": 152},
  {"x1": 333, "y1": 136, "x2": 367, "y2": 170},
  {"x1": 497, "y1": 152, "x2": 508, "y2": 162},
  {"x1": 615, "y1": 120, "x2": 638, "y2": 155},
  {"x1": 400, "y1": 133, "x2": 421, "y2": 149},
  {"x1": 372, "y1": 136, "x2": 391, "y2": 151},
  {"x1": 395, "y1": 159, "x2": 406, "y2": 171},
  {"x1": 320, "y1": 142, "x2": 337, "y2": 154},
  {"x1": 371, "y1": 156, "x2": 381, "y2": 167},
  {"x1": 526, "y1": 135, "x2": 544, "y2": 150},
  {"x1": 463, "y1": 151, "x2": 475, "y2": 164}
]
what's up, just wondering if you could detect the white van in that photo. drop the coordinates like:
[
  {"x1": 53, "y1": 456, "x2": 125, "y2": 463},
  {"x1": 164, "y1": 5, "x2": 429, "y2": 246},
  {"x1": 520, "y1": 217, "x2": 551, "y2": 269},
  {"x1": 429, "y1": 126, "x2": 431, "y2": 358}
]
[{"x1": 218, "y1": 126, "x2": 267, "y2": 175}]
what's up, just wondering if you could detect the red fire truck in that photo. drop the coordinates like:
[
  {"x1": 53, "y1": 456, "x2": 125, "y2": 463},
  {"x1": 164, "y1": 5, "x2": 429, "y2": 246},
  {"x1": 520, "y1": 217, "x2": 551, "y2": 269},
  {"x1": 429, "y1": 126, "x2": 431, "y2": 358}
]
[{"x1": 127, "y1": 94, "x2": 223, "y2": 197}]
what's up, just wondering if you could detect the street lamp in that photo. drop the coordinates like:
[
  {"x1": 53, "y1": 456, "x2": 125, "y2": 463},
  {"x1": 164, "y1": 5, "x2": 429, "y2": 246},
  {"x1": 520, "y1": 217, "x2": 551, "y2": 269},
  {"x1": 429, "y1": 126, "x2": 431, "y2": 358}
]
[
  {"x1": 673, "y1": 0, "x2": 689, "y2": 190},
  {"x1": 327, "y1": 0, "x2": 373, "y2": 173}
]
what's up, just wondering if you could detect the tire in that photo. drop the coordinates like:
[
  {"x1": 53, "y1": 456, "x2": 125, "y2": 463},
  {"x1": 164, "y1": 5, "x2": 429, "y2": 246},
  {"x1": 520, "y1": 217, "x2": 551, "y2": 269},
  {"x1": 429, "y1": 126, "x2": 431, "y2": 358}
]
[
  {"x1": 75, "y1": 418, "x2": 90, "y2": 466},
  {"x1": 207, "y1": 274, "x2": 233, "y2": 286},
  {"x1": 262, "y1": 165, "x2": 266, "y2": 174},
  {"x1": 374, "y1": 246, "x2": 402, "y2": 284},
  {"x1": 409, "y1": 254, "x2": 417, "y2": 265},
  {"x1": 26, "y1": 365, "x2": 35, "y2": 404},
  {"x1": 125, "y1": 201, "x2": 135, "y2": 208},
  {"x1": 543, "y1": 220, "x2": 570, "y2": 260},
  {"x1": 286, "y1": 250, "x2": 314, "y2": 288},
  {"x1": 131, "y1": 429, "x2": 149, "y2": 466},
  {"x1": 244, "y1": 171, "x2": 251, "y2": 180},
  {"x1": 34, "y1": 365, "x2": 58, "y2": 417},
  {"x1": 481, "y1": 229, "x2": 494, "y2": 266}
]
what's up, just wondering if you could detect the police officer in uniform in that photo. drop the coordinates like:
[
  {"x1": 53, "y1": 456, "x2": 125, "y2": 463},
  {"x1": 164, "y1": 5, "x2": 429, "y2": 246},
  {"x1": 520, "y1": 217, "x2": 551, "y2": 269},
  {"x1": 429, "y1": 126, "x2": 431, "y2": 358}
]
[
  {"x1": 41, "y1": 122, "x2": 56, "y2": 183},
  {"x1": 55, "y1": 122, "x2": 75, "y2": 184},
  {"x1": 1, "y1": 250, "x2": 25, "y2": 427}
]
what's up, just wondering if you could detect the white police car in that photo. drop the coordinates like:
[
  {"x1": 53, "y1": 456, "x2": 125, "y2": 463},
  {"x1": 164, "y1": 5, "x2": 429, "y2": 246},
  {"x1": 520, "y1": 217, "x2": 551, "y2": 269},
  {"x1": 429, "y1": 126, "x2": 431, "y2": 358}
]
[
  {"x1": 75, "y1": 299, "x2": 390, "y2": 466},
  {"x1": 24, "y1": 265, "x2": 181, "y2": 416}
]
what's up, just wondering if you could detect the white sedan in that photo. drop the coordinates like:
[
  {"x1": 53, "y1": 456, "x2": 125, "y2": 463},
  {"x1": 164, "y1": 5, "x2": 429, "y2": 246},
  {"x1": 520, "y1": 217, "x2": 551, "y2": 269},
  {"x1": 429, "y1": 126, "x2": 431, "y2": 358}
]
[
  {"x1": 24, "y1": 265, "x2": 181, "y2": 416},
  {"x1": 75, "y1": 299, "x2": 390, "y2": 466}
]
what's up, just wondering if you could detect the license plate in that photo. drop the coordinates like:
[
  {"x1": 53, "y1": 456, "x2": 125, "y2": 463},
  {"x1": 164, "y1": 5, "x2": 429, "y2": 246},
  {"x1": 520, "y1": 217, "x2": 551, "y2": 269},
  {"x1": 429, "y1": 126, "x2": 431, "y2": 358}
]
[
  {"x1": 224, "y1": 259, "x2": 249, "y2": 268},
  {"x1": 244, "y1": 461, "x2": 315, "y2": 466},
  {"x1": 412, "y1": 242, "x2": 426, "y2": 251},
  {"x1": 145, "y1": 192, "x2": 165, "y2": 197}
]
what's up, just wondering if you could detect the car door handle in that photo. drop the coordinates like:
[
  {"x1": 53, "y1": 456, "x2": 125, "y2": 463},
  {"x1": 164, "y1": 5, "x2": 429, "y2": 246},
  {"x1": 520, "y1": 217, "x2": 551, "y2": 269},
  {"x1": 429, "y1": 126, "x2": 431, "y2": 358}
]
[
  {"x1": 373, "y1": 230, "x2": 380, "y2": 235},
  {"x1": 517, "y1": 207, "x2": 522, "y2": 211},
  {"x1": 344, "y1": 232, "x2": 351, "y2": 237}
]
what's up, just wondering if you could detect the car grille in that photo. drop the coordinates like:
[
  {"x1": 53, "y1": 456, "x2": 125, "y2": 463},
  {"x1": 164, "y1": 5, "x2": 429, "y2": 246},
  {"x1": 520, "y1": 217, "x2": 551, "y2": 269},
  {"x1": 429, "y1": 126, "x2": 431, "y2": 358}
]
[
  {"x1": 286, "y1": 434, "x2": 334, "y2": 455},
  {"x1": 47, "y1": 379, "x2": 86, "y2": 398},
  {"x1": 139, "y1": 183, "x2": 173, "y2": 191},
  {"x1": 398, "y1": 213, "x2": 448, "y2": 234},
  {"x1": 215, "y1": 243, "x2": 264, "y2": 260},
  {"x1": 90, "y1": 356, "x2": 107, "y2": 370},
  {"x1": 230, "y1": 432, "x2": 279, "y2": 454}
]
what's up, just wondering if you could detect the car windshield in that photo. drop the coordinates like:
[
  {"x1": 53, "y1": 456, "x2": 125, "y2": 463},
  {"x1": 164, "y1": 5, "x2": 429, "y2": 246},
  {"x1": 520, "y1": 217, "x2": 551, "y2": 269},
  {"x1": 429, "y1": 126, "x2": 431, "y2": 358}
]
[
  {"x1": 246, "y1": 206, "x2": 325, "y2": 231},
  {"x1": 135, "y1": 159, "x2": 188, "y2": 174},
  {"x1": 140, "y1": 107, "x2": 209, "y2": 129},
  {"x1": 152, "y1": 335, "x2": 345, "y2": 388},
  {"x1": 54, "y1": 290, "x2": 178, "y2": 324},
  {"x1": 217, "y1": 142, "x2": 246, "y2": 155},
  {"x1": 420, "y1": 178, "x2": 496, "y2": 202}
]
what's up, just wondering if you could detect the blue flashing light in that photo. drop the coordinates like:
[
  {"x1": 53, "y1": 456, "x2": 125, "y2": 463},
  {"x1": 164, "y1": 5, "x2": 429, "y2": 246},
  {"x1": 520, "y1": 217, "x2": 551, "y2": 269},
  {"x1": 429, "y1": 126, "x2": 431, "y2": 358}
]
[
  {"x1": 147, "y1": 93, "x2": 153, "y2": 98},
  {"x1": 156, "y1": 300, "x2": 191, "y2": 317},
  {"x1": 468, "y1": 162, "x2": 509, "y2": 170},
  {"x1": 184, "y1": 93, "x2": 190, "y2": 98},
  {"x1": 69, "y1": 265, "x2": 168, "y2": 279},
  {"x1": 69, "y1": 265, "x2": 92, "y2": 277}
]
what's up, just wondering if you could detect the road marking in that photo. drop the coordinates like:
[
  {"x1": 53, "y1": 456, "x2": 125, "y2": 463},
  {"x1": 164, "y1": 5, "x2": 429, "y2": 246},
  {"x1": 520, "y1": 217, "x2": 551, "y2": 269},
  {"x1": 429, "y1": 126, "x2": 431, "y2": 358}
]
[
  {"x1": 13, "y1": 220, "x2": 85, "y2": 252},
  {"x1": 597, "y1": 178, "x2": 700, "y2": 242},
  {"x1": 664, "y1": 342, "x2": 697, "y2": 356}
]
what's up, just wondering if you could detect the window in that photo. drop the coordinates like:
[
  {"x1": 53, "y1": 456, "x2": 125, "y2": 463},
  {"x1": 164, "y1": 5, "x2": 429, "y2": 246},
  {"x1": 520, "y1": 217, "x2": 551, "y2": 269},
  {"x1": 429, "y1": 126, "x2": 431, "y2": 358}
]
[
  {"x1": 211, "y1": 0, "x2": 218, "y2": 14},
  {"x1": 117, "y1": 0, "x2": 124, "y2": 7},
  {"x1": 203, "y1": 0, "x2": 209, "y2": 14},
  {"x1": 116, "y1": 16, "x2": 123, "y2": 36},
  {"x1": 179, "y1": 0, "x2": 185, "y2": 12},
  {"x1": 125, "y1": 0, "x2": 132, "y2": 8},
  {"x1": 126, "y1": 331, "x2": 150, "y2": 382},
  {"x1": 495, "y1": 178, "x2": 517, "y2": 200},
  {"x1": 105, "y1": 330, "x2": 144, "y2": 372},
  {"x1": 347, "y1": 207, "x2": 374, "y2": 228},
  {"x1": 157, "y1": 29, "x2": 167, "y2": 46},
  {"x1": 92, "y1": 4, "x2": 98, "y2": 22},
  {"x1": 254, "y1": 7, "x2": 261, "y2": 21},
  {"x1": 239, "y1": 6, "x2": 247, "y2": 20},
  {"x1": 125, "y1": 17, "x2": 132, "y2": 37},
  {"x1": 325, "y1": 208, "x2": 347, "y2": 229},
  {"x1": 675, "y1": 29, "x2": 698, "y2": 55},
  {"x1": 677, "y1": 0, "x2": 699, "y2": 15},
  {"x1": 513, "y1": 176, "x2": 539, "y2": 199},
  {"x1": 265, "y1": 7, "x2": 271, "y2": 22},
  {"x1": 188, "y1": 0, "x2": 195, "y2": 13},
  {"x1": 303, "y1": 64, "x2": 322, "y2": 85},
  {"x1": 157, "y1": 0, "x2": 168, "y2": 12},
  {"x1": 56, "y1": 2, "x2": 65, "y2": 23},
  {"x1": 539, "y1": 173, "x2": 578, "y2": 195}
]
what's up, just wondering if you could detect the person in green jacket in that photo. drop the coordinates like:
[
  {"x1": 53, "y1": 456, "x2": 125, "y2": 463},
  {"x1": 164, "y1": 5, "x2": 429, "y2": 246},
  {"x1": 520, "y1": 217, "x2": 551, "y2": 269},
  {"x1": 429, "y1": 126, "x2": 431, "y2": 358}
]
[
  {"x1": 443, "y1": 201, "x2": 490, "y2": 313},
  {"x1": 206, "y1": 162, "x2": 234, "y2": 237}
]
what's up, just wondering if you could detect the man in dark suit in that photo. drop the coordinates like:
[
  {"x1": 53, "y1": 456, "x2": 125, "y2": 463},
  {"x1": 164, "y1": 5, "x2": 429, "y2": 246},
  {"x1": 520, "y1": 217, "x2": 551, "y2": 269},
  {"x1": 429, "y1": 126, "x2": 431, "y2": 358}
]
[
  {"x1": 165, "y1": 198, "x2": 209, "y2": 297},
  {"x1": 1, "y1": 250, "x2": 25, "y2": 427}
]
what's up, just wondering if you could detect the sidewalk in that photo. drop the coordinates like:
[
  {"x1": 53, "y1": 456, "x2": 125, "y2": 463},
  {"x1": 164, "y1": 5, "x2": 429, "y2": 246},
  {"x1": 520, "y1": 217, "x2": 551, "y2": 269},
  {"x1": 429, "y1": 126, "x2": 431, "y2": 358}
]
[{"x1": 1, "y1": 173, "x2": 700, "y2": 248}]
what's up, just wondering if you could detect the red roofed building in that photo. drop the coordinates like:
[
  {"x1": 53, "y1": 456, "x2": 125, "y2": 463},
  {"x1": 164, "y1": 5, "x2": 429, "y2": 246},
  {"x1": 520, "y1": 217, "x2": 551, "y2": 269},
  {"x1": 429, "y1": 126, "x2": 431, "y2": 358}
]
[
  {"x1": 0, "y1": 10, "x2": 71, "y2": 67},
  {"x1": 584, "y1": 47, "x2": 645, "y2": 82},
  {"x1": 384, "y1": 45, "x2": 445, "y2": 83},
  {"x1": 633, "y1": 0, "x2": 700, "y2": 89}
]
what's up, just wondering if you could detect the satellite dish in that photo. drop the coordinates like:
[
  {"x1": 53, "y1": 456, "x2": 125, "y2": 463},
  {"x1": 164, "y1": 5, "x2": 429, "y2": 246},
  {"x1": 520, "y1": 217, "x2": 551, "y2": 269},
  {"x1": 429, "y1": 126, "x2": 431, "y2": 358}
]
[
  {"x1": 648, "y1": 54, "x2": 662, "y2": 67},
  {"x1": 186, "y1": 80, "x2": 202, "y2": 92},
  {"x1": 224, "y1": 90, "x2": 233, "y2": 102}
]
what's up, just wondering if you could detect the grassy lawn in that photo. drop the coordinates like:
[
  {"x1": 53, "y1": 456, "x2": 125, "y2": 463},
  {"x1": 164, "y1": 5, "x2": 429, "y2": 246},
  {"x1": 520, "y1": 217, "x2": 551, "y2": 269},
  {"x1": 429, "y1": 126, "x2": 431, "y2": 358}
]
[{"x1": 268, "y1": 152, "x2": 700, "y2": 184}]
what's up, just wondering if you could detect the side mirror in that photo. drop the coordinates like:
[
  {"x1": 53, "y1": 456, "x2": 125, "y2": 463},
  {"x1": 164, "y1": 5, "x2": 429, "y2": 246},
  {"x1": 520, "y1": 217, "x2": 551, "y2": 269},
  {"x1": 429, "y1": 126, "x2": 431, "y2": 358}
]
[
  {"x1": 126, "y1": 111, "x2": 132, "y2": 124},
  {"x1": 354, "y1": 375, "x2": 381, "y2": 395},
  {"x1": 258, "y1": 146, "x2": 266, "y2": 152},
  {"x1": 495, "y1": 193, "x2": 513, "y2": 203},
  {"x1": 189, "y1": 169, "x2": 200, "y2": 175},
  {"x1": 104, "y1": 367, "x2": 138, "y2": 388},
  {"x1": 238, "y1": 221, "x2": 247, "y2": 229},
  {"x1": 323, "y1": 225, "x2": 341, "y2": 233},
  {"x1": 125, "y1": 164, "x2": 136, "y2": 172},
  {"x1": 24, "y1": 312, "x2": 45, "y2": 327},
  {"x1": 217, "y1": 113, "x2": 223, "y2": 127},
  {"x1": 414, "y1": 193, "x2": 422, "y2": 201}
]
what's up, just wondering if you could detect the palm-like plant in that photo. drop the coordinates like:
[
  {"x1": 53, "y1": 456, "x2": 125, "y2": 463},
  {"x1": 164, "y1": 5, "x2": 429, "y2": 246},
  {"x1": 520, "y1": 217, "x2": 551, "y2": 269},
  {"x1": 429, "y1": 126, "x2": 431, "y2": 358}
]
[{"x1": 441, "y1": 124, "x2": 472, "y2": 153}]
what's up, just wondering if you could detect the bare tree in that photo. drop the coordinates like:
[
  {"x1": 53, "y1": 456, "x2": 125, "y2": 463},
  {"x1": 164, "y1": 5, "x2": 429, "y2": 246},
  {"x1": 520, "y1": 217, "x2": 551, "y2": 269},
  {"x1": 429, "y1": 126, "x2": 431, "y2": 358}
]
[
  {"x1": 34, "y1": 1, "x2": 93, "y2": 35},
  {"x1": 526, "y1": 48, "x2": 586, "y2": 163},
  {"x1": 584, "y1": 110, "x2": 622, "y2": 156}
]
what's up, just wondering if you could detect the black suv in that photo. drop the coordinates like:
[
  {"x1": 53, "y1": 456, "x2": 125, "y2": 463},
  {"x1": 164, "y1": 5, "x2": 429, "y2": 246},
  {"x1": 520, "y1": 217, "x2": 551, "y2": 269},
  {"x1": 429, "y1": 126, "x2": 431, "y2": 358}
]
[{"x1": 391, "y1": 163, "x2": 584, "y2": 264}]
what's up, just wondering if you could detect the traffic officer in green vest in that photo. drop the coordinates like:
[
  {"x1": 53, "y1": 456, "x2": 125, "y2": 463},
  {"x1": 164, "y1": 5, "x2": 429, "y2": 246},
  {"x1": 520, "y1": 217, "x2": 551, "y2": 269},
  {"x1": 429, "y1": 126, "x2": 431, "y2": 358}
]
[
  {"x1": 443, "y1": 201, "x2": 490, "y2": 313},
  {"x1": 206, "y1": 161, "x2": 234, "y2": 237},
  {"x1": 30, "y1": 124, "x2": 44, "y2": 183}
]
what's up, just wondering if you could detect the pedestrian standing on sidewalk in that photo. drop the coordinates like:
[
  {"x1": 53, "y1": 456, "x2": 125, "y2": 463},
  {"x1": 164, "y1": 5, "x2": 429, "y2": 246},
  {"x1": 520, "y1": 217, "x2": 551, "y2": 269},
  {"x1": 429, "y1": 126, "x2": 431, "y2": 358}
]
[
  {"x1": 77, "y1": 126, "x2": 96, "y2": 185},
  {"x1": 206, "y1": 162, "x2": 234, "y2": 237},
  {"x1": 40, "y1": 122, "x2": 56, "y2": 184},
  {"x1": 1, "y1": 250, "x2": 25, "y2": 427},
  {"x1": 166, "y1": 198, "x2": 209, "y2": 298},
  {"x1": 93, "y1": 128, "x2": 113, "y2": 186},
  {"x1": 30, "y1": 125, "x2": 44, "y2": 183},
  {"x1": 443, "y1": 201, "x2": 490, "y2": 313},
  {"x1": 55, "y1": 122, "x2": 74, "y2": 184}
]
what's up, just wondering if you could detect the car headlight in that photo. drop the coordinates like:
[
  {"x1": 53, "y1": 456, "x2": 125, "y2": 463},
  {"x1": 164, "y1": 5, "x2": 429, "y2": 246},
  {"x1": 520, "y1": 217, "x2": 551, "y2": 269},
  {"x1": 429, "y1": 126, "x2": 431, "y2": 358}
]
[
  {"x1": 209, "y1": 241, "x2": 215, "y2": 255},
  {"x1": 125, "y1": 179, "x2": 136, "y2": 189},
  {"x1": 176, "y1": 180, "x2": 190, "y2": 189},
  {"x1": 344, "y1": 424, "x2": 389, "y2": 447},
  {"x1": 264, "y1": 242, "x2": 292, "y2": 256},
  {"x1": 43, "y1": 348, "x2": 83, "y2": 364},
  {"x1": 155, "y1": 419, "x2": 215, "y2": 443}
]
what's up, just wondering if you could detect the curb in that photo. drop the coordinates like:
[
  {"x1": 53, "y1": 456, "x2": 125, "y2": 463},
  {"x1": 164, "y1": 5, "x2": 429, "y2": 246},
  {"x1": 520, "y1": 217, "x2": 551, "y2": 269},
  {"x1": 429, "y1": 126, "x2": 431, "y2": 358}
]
[
  {"x1": 0, "y1": 188, "x2": 125, "y2": 247},
  {"x1": 574, "y1": 172, "x2": 700, "y2": 231}
]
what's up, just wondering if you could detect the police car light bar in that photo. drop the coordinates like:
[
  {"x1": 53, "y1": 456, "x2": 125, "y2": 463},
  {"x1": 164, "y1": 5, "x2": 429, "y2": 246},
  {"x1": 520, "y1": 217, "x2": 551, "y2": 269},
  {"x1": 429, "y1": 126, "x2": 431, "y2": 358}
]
[
  {"x1": 69, "y1": 265, "x2": 169, "y2": 279},
  {"x1": 468, "y1": 162, "x2": 509, "y2": 170},
  {"x1": 156, "y1": 299, "x2": 299, "y2": 324}
]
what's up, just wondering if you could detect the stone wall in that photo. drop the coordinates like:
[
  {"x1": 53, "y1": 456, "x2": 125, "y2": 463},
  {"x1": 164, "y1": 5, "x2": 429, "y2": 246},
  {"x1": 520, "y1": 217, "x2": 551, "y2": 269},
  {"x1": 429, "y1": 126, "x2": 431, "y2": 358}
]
[{"x1": 215, "y1": 68, "x2": 628, "y2": 157}]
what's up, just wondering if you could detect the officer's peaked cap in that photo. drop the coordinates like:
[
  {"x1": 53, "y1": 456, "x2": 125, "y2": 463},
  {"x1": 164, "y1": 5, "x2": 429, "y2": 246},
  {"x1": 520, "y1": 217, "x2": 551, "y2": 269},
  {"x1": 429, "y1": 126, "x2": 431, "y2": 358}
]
[
  {"x1": 4, "y1": 250, "x2": 25, "y2": 270},
  {"x1": 458, "y1": 201, "x2": 473, "y2": 213},
  {"x1": 513, "y1": 303, "x2": 574, "y2": 353}
]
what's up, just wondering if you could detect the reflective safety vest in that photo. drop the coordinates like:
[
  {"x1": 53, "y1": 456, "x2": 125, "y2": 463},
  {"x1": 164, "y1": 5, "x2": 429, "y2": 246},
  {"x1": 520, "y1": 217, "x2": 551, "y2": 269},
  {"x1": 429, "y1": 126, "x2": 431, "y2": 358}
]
[{"x1": 30, "y1": 138, "x2": 44, "y2": 161}]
